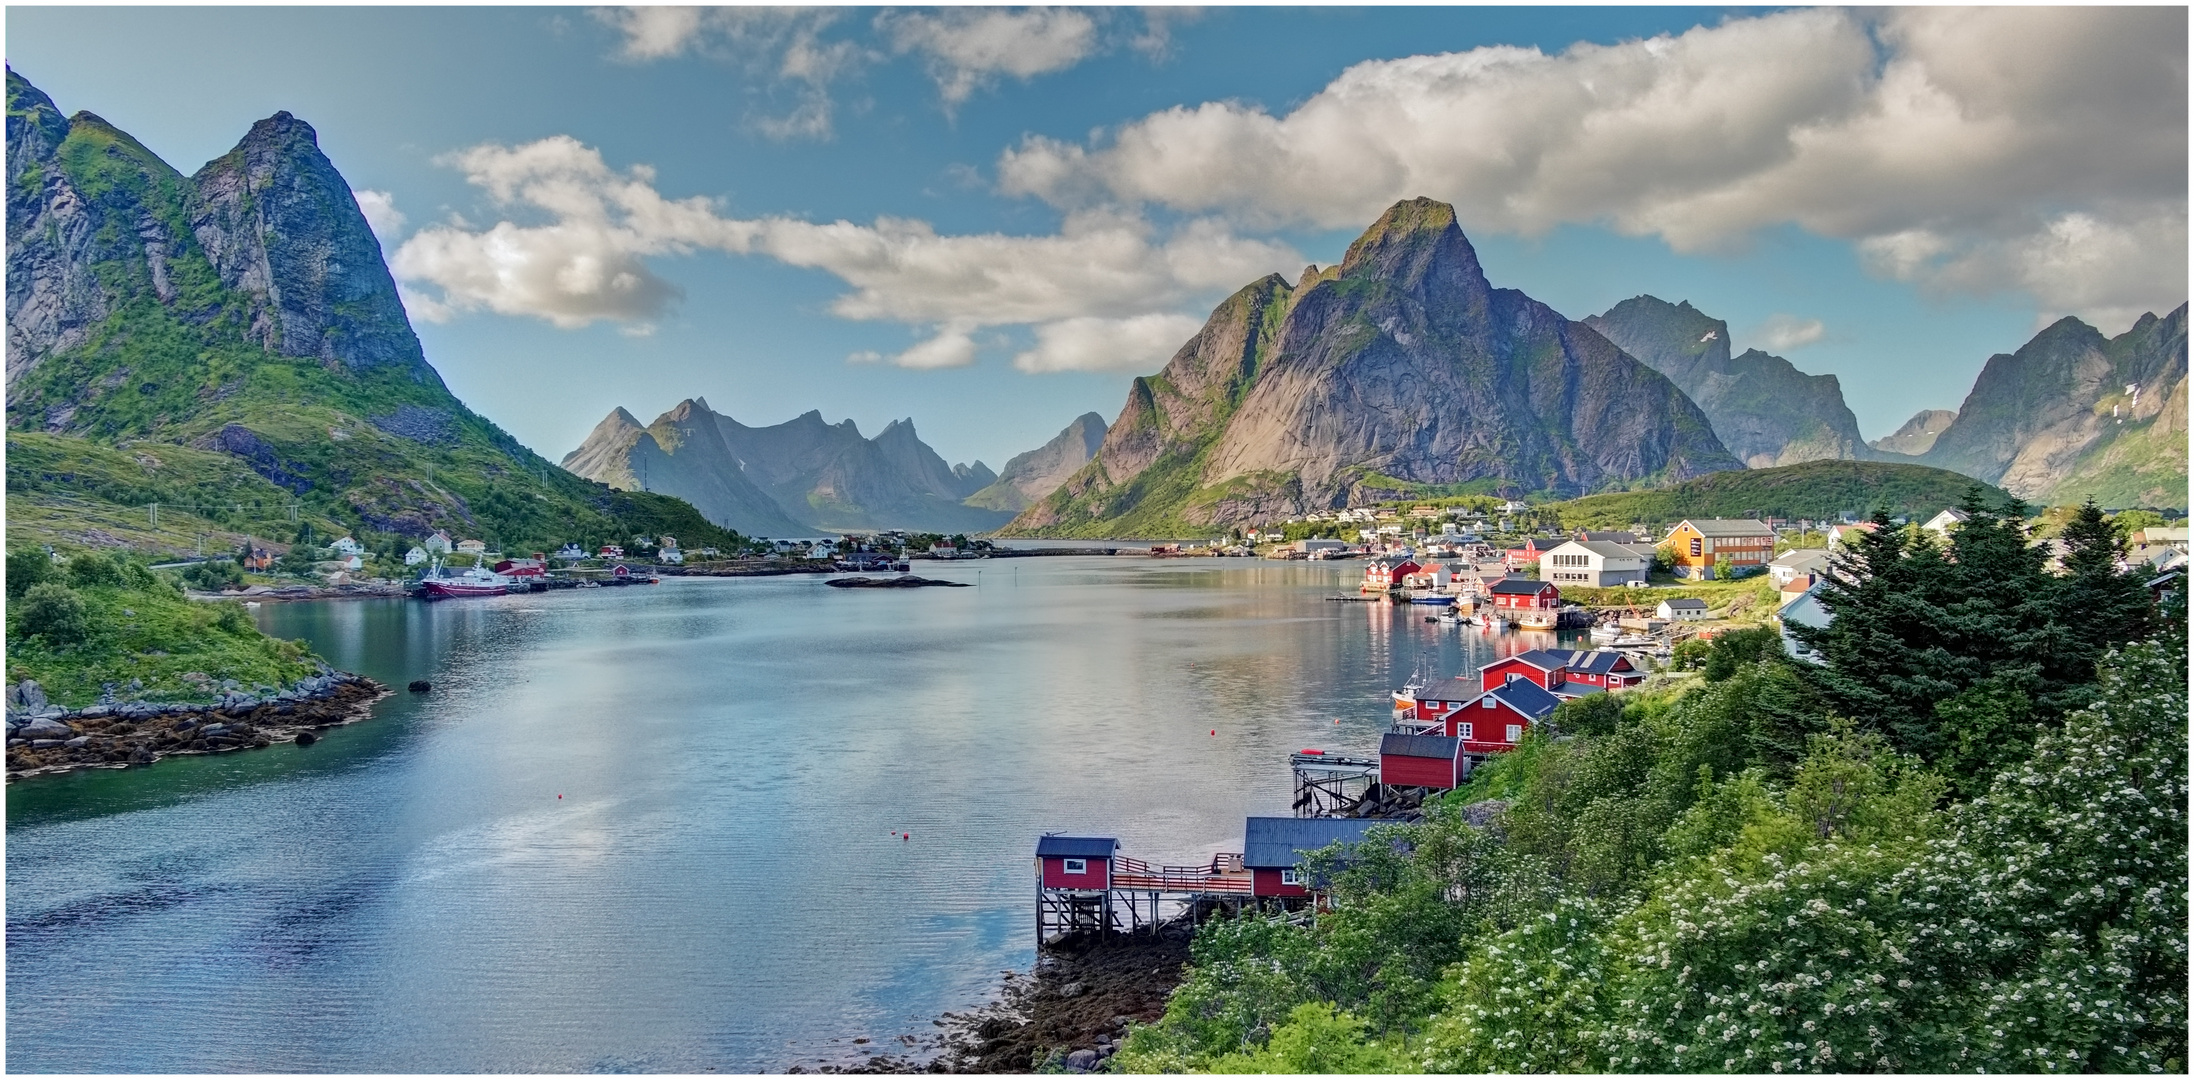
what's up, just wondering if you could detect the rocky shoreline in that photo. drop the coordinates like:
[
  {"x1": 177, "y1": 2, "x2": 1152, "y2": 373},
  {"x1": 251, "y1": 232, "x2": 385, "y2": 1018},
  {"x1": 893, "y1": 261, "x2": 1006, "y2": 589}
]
[
  {"x1": 4, "y1": 672, "x2": 392, "y2": 782},
  {"x1": 797, "y1": 927, "x2": 1192, "y2": 1074}
]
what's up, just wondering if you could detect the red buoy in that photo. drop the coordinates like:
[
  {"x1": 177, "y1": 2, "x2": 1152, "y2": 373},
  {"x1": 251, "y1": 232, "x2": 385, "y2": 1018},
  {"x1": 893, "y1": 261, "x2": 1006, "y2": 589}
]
[{"x1": 1210, "y1": 729, "x2": 1216, "y2": 736}]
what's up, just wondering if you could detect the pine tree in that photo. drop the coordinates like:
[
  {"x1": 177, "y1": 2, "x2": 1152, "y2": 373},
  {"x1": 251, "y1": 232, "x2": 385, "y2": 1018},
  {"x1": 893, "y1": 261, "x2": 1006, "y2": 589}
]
[{"x1": 2044, "y1": 498, "x2": 2158, "y2": 710}]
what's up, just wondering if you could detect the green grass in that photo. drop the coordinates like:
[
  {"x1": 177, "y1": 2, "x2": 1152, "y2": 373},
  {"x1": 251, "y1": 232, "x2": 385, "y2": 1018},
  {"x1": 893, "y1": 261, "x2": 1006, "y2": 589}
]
[
  {"x1": 6, "y1": 552, "x2": 319, "y2": 708},
  {"x1": 1541, "y1": 459, "x2": 2009, "y2": 529}
]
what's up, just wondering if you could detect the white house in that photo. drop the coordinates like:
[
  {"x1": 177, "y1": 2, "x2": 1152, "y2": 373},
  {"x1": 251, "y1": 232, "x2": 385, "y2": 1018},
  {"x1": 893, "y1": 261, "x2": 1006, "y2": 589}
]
[
  {"x1": 342, "y1": 554, "x2": 363, "y2": 572},
  {"x1": 1294, "y1": 538, "x2": 1349, "y2": 554},
  {"x1": 456, "y1": 538, "x2": 488, "y2": 555},
  {"x1": 1768, "y1": 549, "x2": 1832, "y2": 588},
  {"x1": 1826, "y1": 522, "x2": 1878, "y2": 548},
  {"x1": 404, "y1": 546, "x2": 429, "y2": 566},
  {"x1": 1657, "y1": 597, "x2": 1709, "y2": 621},
  {"x1": 329, "y1": 536, "x2": 363, "y2": 557},
  {"x1": 1540, "y1": 539, "x2": 1650, "y2": 587},
  {"x1": 423, "y1": 530, "x2": 454, "y2": 555},
  {"x1": 1922, "y1": 508, "x2": 1971, "y2": 536},
  {"x1": 1777, "y1": 586, "x2": 1833, "y2": 662},
  {"x1": 553, "y1": 543, "x2": 587, "y2": 562},
  {"x1": 1498, "y1": 500, "x2": 1530, "y2": 514}
]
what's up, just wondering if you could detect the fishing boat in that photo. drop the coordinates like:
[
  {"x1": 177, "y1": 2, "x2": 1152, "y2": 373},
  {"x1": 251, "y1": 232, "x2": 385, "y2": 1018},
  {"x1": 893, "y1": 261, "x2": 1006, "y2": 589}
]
[
  {"x1": 1392, "y1": 678, "x2": 1424, "y2": 711},
  {"x1": 1590, "y1": 623, "x2": 1622, "y2": 644},
  {"x1": 418, "y1": 563, "x2": 512, "y2": 599}
]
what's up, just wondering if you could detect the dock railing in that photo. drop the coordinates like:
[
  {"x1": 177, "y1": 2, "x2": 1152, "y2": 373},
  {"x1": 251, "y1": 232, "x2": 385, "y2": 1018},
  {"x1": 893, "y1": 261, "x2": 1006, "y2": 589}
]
[{"x1": 1110, "y1": 854, "x2": 1253, "y2": 894}]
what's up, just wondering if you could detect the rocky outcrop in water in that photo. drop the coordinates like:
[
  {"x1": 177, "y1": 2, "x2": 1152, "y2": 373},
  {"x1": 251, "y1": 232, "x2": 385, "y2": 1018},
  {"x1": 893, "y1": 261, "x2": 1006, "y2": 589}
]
[
  {"x1": 1007, "y1": 199, "x2": 1739, "y2": 534},
  {"x1": 5, "y1": 672, "x2": 388, "y2": 781}
]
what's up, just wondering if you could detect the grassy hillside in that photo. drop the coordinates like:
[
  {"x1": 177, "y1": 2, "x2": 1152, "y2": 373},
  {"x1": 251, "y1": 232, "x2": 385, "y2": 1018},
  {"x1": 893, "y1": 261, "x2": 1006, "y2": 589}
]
[
  {"x1": 6, "y1": 432, "x2": 349, "y2": 555},
  {"x1": 1545, "y1": 460, "x2": 2012, "y2": 530}
]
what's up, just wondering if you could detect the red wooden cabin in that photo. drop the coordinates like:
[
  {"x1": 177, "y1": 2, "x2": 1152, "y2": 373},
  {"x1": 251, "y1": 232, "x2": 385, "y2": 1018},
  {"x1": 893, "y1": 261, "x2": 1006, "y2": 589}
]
[
  {"x1": 1379, "y1": 732, "x2": 1468, "y2": 789},
  {"x1": 1452, "y1": 680, "x2": 1563, "y2": 754},
  {"x1": 1035, "y1": 835, "x2": 1117, "y2": 890},
  {"x1": 1242, "y1": 817, "x2": 1391, "y2": 899},
  {"x1": 1361, "y1": 558, "x2": 1421, "y2": 591},
  {"x1": 1409, "y1": 676, "x2": 1481, "y2": 725},
  {"x1": 1479, "y1": 649, "x2": 1573, "y2": 692},
  {"x1": 1487, "y1": 578, "x2": 1560, "y2": 613}
]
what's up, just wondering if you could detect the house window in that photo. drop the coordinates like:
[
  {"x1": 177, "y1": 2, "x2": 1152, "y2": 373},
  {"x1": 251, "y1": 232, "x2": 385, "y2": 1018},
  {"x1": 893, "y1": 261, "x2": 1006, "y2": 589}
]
[
  {"x1": 1689, "y1": 538, "x2": 1703, "y2": 557},
  {"x1": 1063, "y1": 859, "x2": 1087, "y2": 875},
  {"x1": 1483, "y1": 696, "x2": 1497, "y2": 708},
  {"x1": 1506, "y1": 724, "x2": 1523, "y2": 743},
  {"x1": 1280, "y1": 868, "x2": 1301, "y2": 887},
  {"x1": 1459, "y1": 722, "x2": 1473, "y2": 739}
]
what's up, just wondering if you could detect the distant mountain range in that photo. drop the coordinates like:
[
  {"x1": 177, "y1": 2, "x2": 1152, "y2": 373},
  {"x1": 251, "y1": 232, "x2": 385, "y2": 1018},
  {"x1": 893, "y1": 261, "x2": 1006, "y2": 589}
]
[
  {"x1": 1870, "y1": 410, "x2": 1958, "y2": 456},
  {"x1": 1006, "y1": 199, "x2": 1741, "y2": 536},
  {"x1": 561, "y1": 399, "x2": 1108, "y2": 536},
  {"x1": 1582, "y1": 297, "x2": 1871, "y2": 468},
  {"x1": 4, "y1": 68, "x2": 744, "y2": 555}
]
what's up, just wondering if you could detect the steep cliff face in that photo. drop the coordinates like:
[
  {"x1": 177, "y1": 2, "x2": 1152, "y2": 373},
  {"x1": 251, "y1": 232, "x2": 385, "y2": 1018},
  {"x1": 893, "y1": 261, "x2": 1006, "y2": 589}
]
[
  {"x1": 187, "y1": 112, "x2": 440, "y2": 383},
  {"x1": 1870, "y1": 409, "x2": 1958, "y2": 456},
  {"x1": 963, "y1": 411, "x2": 1108, "y2": 512},
  {"x1": 1924, "y1": 306, "x2": 2188, "y2": 506},
  {"x1": 1010, "y1": 199, "x2": 1739, "y2": 535},
  {"x1": 562, "y1": 399, "x2": 1015, "y2": 534},
  {"x1": 1584, "y1": 296, "x2": 1870, "y2": 467},
  {"x1": 3, "y1": 68, "x2": 746, "y2": 551}
]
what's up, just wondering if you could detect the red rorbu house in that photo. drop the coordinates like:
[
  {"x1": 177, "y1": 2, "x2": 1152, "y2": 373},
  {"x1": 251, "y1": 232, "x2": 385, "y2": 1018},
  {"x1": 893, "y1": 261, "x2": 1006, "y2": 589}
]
[
  {"x1": 1406, "y1": 676, "x2": 1482, "y2": 726},
  {"x1": 1504, "y1": 538, "x2": 1561, "y2": 572},
  {"x1": 1379, "y1": 732, "x2": 1468, "y2": 789},
  {"x1": 1450, "y1": 679, "x2": 1563, "y2": 754},
  {"x1": 492, "y1": 557, "x2": 546, "y2": 578},
  {"x1": 1479, "y1": 648, "x2": 1644, "y2": 698},
  {"x1": 1486, "y1": 578, "x2": 1560, "y2": 627},
  {"x1": 1360, "y1": 558, "x2": 1421, "y2": 592},
  {"x1": 1242, "y1": 817, "x2": 1391, "y2": 899},
  {"x1": 1034, "y1": 835, "x2": 1117, "y2": 891}
]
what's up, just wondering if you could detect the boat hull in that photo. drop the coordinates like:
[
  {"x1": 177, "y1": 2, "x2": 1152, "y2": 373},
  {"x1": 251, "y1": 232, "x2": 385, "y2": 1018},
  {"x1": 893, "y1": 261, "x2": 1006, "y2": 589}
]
[{"x1": 421, "y1": 581, "x2": 508, "y2": 598}]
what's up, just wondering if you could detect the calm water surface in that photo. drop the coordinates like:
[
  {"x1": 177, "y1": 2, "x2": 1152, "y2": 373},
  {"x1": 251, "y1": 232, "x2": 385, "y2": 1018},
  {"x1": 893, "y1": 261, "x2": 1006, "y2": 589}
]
[{"x1": 7, "y1": 556, "x2": 1585, "y2": 1072}]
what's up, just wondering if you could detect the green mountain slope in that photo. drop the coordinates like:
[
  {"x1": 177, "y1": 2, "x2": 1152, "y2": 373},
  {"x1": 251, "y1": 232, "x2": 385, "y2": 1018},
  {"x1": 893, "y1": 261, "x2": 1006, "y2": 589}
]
[
  {"x1": 1922, "y1": 305, "x2": 2187, "y2": 507},
  {"x1": 1005, "y1": 199, "x2": 1740, "y2": 537},
  {"x1": 1546, "y1": 459, "x2": 2013, "y2": 530},
  {"x1": 5, "y1": 68, "x2": 745, "y2": 554}
]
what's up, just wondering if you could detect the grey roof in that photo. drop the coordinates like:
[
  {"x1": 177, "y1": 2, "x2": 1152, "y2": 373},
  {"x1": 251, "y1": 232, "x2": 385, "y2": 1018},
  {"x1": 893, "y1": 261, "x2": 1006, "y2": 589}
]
[
  {"x1": 1489, "y1": 649, "x2": 1570, "y2": 672},
  {"x1": 1381, "y1": 732, "x2": 1461, "y2": 760},
  {"x1": 1419, "y1": 676, "x2": 1479, "y2": 703},
  {"x1": 1242, "y1": 816, "x2": 1392, "y2": 869},
  {"x1": 1035, "y1": 835, "x2": 1118, "y2": 858},
  {"x1": 1579, "y1": 531, "x2": 1645, "y2": 544},
  {"x1": 1771, "y1": 548, "x2": 1832, "y2": 569},
  {"x1": 1489, "y1": 579, "x2": 1553, "y2": 596},
  {"x1": 1681, "y1": 518, "x2": 1775, "y2": 537},
  {"x1": 1660, "y1": 597, "x2": 1709, "y2": 610},
  {"x1": 1559, "y1": 540, "x2": 1650, "y2": 560}
]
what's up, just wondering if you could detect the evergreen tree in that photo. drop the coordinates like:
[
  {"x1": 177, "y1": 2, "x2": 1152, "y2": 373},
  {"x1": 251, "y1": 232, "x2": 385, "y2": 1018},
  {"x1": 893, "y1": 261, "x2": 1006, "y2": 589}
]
[{"x1": 2045, "y1": 498, "x2": 2157, "y2": 709}]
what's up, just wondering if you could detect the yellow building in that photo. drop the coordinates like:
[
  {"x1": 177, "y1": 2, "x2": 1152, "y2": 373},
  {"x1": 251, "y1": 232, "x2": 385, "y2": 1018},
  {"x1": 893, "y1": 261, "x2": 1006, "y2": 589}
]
[{"x1": 1663, "y1": 519, "x2": 1775, "y2": 580}]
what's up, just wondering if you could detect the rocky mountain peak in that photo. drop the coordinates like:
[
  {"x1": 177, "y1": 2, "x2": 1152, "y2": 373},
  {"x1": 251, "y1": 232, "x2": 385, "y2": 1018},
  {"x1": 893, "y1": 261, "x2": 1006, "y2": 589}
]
[
  {"x1": 5, "y1": 68, "x2": 70, "y2": 164},
  {"x1": 1334, "y1": 196, "x2": 1488, "y2": 301},
  {"x1": 187, "y1": 108, "x2": 438, "y2": 383}
]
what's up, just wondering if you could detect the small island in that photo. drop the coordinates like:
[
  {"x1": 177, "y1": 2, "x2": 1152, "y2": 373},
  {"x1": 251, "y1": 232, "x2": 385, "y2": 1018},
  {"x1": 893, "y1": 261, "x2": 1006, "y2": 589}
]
[{"x1": 825, "y1": 575, "x2": 971, "y2": 589}]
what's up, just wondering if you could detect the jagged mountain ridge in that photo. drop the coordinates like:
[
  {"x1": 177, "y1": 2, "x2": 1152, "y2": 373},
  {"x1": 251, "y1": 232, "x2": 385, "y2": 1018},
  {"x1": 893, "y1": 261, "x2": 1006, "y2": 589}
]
[
  {"x1": 1006, "y1": 198, "x2": 1741, "y2": 536},
  {"x1": 561, "y1": 398, "x2": 1016, "y2": 535},
  {"x1": 1922, "y1": 305, "x2": 2188, "y2": 507},
  {"x1": 1871, "y1": 409, "x2": 1958, "y2": 456},
  {"x1": 1583, "y1": 296, "x2": 1871, "y2": 468},
  {"x1": 963, "y1": 412, "x2": 1108, "y2": 513},
  {"x1": 3, "y1": 68, "x2": 748, "y2": 551}
]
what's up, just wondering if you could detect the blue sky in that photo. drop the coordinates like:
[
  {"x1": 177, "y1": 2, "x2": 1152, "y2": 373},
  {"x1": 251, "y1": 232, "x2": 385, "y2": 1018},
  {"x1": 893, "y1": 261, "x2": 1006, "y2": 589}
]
[{"x1": 7, "y1": 7, "x2": 2184, "y2": 469}]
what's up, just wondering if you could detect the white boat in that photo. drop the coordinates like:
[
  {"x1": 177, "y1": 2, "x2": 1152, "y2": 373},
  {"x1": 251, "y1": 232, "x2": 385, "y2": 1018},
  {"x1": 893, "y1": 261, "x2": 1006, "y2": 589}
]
[
  {"x1": 1590, "y1": 624, "x2": 1622, "y2": 644},
  {"x1": 418, "y1": 563, "x2": 513, "y2": 598},
  {"x1": 1392, "y1": 678, "x2": 1424, "y2": 711}
]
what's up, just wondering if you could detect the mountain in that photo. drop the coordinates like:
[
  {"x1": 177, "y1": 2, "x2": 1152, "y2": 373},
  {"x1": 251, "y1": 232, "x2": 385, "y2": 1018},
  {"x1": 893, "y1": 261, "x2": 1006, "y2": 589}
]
[
  {"x1": 1547, "y1": 459, "x2": 2012, "y2": 531},
  {"x1": 1921, "y1": 306, "x2": 2188, "y2": 508},
  {"x1": 1005, "y1": 199, "x2": 1740, "y2": 536},
  {"x1": 963, "y1": 412, "x2": 1108, "y2": 513},
  {"x1": 1870, "y1": 410, "x2": 1958, "y2": 456},
  {"x1": 561, "y1": 398, "x2": 1013, "y2": 535},
  {"x1": 1583, "y1": 296, "x2": 1871, "y2": 468},
  {"x1": 4, "y1": 68, "x2": 747, "y2": 554}
]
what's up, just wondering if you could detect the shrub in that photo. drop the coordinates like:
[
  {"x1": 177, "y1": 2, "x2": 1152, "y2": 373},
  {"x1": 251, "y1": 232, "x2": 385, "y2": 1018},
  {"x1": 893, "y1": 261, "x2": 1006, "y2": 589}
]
[
  {"x1": 17, "y1": 583, "x2": 92, "y2": 646},
  {"x1": 65, "y1": 551, "x2": 124, "y2": 588},
  {"x1": 7, "y1": 547, "x2": 55, "y2": 599}
]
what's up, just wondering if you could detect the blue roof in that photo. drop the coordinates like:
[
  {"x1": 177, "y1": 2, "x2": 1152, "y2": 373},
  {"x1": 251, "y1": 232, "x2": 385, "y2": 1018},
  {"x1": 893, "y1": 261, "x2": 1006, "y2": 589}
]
[
  {"x1": 1567, "y1": 650, "x2": 1633, "y2": 676},
  {"x1": 1035, "y1": 835, "x2": 1118, "y2": 859},
  {"x1": 1488, "y1": 579, "x2": 1552, "y2": 595},
  {"x1": 1242, "y1": 816, "x2": 1393, "y2": 869},
  {"x1": 1478, "y1": 679, "x2": 1563, "y2": 720}
]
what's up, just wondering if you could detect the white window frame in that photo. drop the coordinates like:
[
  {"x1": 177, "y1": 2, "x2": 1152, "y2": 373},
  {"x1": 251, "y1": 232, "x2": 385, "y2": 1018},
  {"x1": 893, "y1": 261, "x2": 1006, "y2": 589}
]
[
  {"x1": 1507, "y1": 724, "x2": 1523, "y2": 743},
  {"x1": 1280, "y1": 868, "x2": 1301, "y2": 887},
  {"x1": 1063, "y1": 858, "x2": 1087, "y2": 875},
  {"x1": 1459, "y1": 722, "x2": 1473, "y2": 740}
]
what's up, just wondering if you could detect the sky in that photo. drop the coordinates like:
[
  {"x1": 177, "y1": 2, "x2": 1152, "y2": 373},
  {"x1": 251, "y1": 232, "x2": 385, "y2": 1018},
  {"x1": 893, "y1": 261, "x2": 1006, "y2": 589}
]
[{"x1": 6, "y1": 6, "x2": 2186, "y2": 470}]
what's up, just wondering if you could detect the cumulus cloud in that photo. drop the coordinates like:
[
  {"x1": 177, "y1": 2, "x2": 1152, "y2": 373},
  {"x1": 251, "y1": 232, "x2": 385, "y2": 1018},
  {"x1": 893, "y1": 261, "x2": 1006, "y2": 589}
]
[
  {"x1": 1013, "y1": 313, "x2": 1207, "y2": 373},
  {"x1": 998, "y1": 7, "x2": 2187, "y2": 326},
  {"x1": 1755, "y1": 314, "x2": 1826, "y2": 352},
  {"x1": 391, "y1": 136, "x2": 1299, "y2": 365},
  {"x1": 352, "y1": 189, "x2": 406, "y2": 244},
  {"x1": 879, "y1": 7, "x2": 1098, "y2": 106}
]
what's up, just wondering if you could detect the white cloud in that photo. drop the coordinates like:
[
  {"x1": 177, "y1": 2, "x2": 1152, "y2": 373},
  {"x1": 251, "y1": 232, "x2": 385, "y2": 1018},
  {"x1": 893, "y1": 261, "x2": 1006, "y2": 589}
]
[
  {"x1": 999, "y1": 7, "x2": 2187, "y2": 326},
  {"x1": 353, "y1": 189, "x2": 406, "y2": 243},
  {"x1": 1755, "y1": 314, "x2": 1826, "y2": 352},
  {"x1": 879, "y1": 7, "x2": 1098, "y2": 107},
  {"x1": 1013, "y1": 313, "x2": 1206, "y2": 373},
  {"x1": 392, "y1": 136, "x2": 1299, "y2": 362},
  {"x1": 593, "y1": 8, "x2": 865, "y2": 139}
]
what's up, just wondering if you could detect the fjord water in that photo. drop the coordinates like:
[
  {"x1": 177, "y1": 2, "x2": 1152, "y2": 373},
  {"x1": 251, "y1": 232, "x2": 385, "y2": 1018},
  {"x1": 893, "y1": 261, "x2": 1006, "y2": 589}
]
[{"x1": 7, "y1": 557, "x2": 1581, "y2": 1072}]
